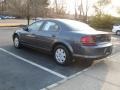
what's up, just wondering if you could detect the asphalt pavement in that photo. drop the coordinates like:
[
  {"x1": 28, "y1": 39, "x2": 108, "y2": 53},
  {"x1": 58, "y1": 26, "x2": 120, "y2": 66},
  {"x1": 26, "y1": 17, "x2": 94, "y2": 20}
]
[
  {"x1": 0, "y1": 27, "x2": 92, "y2": 90},
  {"x1": 0, "y1": 50, "x2": 61, "y2": 90},
  {"x1": 0, "y1": 27, "x2": 120, "y2": 90},
  {"x1": 48, "y1": 52, "x2": 120, "y2": 90}
]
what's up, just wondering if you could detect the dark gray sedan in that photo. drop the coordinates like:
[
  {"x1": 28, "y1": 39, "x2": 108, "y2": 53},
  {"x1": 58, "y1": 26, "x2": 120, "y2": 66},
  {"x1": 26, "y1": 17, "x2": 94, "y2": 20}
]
[{"x1": 13, "y1": 19, "x2": 112, "y2": 65}]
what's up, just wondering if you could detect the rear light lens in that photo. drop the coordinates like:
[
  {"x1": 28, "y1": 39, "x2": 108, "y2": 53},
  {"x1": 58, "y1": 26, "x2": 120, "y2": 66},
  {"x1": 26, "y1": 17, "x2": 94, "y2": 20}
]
[{"x1": 81, "y1": 36, "x2": 96, "y2": 46}]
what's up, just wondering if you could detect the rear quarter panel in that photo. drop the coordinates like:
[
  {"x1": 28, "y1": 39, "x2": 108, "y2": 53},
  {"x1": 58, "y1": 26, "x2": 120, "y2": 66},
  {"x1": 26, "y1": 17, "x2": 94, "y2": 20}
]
[{"x1": 58, "y1": 29, "x2": 85, "y2": 54}]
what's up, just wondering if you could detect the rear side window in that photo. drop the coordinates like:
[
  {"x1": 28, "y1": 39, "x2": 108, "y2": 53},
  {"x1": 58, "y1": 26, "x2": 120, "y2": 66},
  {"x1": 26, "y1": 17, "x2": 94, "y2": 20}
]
[
  {"x1": 42, "y1": 21, "x2": 59, "y2": 31},
  {"x1": 61, "y1": 20, "x2": 95, "y2": 31}
]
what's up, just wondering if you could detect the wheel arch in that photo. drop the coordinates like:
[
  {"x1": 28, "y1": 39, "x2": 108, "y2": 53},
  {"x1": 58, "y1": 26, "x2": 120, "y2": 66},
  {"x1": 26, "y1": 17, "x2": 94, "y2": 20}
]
[
  {"x1": 13, "y1": 33, "x2": 20, "y2": 40},
  {"x1": 52, "y1": 41, "x2": 74, "y2": 55},
  {"x1": 116, "y1": 30, "x2": 120, "y2": 32},
  {"x1": 116, "y1": 30, "x2": 120, "y2": 35}
]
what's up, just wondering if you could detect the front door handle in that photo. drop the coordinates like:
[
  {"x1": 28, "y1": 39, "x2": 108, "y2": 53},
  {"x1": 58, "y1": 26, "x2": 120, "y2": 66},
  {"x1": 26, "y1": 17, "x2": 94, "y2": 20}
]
[
  {"x1": 52, "y1": 35, "x2": 56, "y2": 38},
  {"x1": 26, "y1": 34, "x2": 36, "y2": 38}
]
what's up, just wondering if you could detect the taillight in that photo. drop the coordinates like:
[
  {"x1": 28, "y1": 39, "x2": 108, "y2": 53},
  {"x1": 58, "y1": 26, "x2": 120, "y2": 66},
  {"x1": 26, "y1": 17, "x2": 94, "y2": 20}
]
[{"x1": 81, "y1": 36, "x2": 96, "y2": 46}]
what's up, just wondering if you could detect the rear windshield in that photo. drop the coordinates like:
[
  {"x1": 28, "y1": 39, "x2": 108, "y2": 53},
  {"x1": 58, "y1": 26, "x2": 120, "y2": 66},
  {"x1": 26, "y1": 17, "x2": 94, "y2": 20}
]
[{"x1": 60, "y1": 20, "x2": 95, "y2": 31}]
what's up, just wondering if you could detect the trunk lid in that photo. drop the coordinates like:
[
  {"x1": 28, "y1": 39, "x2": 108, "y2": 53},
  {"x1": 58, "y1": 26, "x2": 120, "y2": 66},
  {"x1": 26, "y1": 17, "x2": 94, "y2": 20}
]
[{"x1": 72, "y1": 30, "x2": 111, "y2": 44}]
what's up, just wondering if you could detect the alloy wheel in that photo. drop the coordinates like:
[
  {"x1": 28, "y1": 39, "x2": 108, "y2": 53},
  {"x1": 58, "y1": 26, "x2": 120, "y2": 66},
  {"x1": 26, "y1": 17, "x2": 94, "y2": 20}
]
[{"x1": 55, "y1": 48, "x2": 66, "y2": 64}]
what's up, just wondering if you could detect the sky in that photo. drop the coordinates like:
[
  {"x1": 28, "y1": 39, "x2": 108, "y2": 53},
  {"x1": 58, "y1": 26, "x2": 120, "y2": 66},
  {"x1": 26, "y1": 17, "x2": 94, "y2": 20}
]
[
  {"x1": 68, "y1": 0, "x2": 120, "y2": 17},
  {"x1": 51, "y1": 0, "x2": 120, "y2": 17},
  {"x1": 1, "y1": 0, "x2": 119, "y2": 17}
]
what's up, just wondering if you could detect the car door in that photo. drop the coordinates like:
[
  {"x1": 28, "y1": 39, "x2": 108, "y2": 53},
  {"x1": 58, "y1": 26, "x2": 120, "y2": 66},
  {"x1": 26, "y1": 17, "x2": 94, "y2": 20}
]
[
  {"x1": 35, "y1": 21, "x2": 60, "y2": 51},
  {"x1": 21, "y1": 21, "x2": 44, "y2": 47}
]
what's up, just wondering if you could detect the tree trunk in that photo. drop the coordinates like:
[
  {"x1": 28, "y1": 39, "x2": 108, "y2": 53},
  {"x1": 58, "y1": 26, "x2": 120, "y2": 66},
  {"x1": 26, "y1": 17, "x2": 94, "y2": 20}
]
[{"x1": 26, "y1": 0, "x2": 30, "y2": 25}]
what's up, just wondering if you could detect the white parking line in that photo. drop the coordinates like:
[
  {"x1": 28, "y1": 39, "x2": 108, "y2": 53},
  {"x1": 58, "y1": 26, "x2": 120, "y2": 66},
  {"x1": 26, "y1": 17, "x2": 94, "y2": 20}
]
[
  {"x1": 0, "y1": 48, "x2": 67, "y2": 79},
  {"x1": 40, "y1": 67, "x2": 91, "y2": 90}
]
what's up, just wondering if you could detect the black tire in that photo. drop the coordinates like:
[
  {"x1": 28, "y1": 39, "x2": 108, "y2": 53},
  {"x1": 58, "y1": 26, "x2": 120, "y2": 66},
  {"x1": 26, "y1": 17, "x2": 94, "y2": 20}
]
[
  {"x1": 13, "y1": 35, "x2": 22, "y2": 48},
  {"x1": 116, "y1": 31, "x2": 120, "y2": 36},
  {"x1": 53, "y1": 45, "x2": 73, "y2": 65}
]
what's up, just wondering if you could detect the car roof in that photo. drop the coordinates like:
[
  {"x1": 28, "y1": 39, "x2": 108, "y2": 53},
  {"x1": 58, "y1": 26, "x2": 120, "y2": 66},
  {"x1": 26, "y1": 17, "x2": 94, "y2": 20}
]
[{"x1": 37, "y1": 18, "x2": 78, "y2": 22}]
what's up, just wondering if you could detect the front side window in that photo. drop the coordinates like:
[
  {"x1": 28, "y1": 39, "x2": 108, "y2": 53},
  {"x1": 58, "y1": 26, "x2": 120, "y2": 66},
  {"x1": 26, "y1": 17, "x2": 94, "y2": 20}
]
[
  {"x1": 42, "y1": 21, "x2": 59, "y2": 31},
  {"x1": 28, "y1": 21, "x2": 43, "y2": 32}
]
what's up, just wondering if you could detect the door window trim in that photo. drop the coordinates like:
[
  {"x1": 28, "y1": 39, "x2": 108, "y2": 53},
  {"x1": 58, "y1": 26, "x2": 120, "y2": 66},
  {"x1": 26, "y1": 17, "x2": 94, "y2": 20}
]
[
  {"x1": 41, "y1": 21, "x2": 60, "y2": 32},
  {"x1": 27, "y1": 20, "x2": 44, "y2": 32}
]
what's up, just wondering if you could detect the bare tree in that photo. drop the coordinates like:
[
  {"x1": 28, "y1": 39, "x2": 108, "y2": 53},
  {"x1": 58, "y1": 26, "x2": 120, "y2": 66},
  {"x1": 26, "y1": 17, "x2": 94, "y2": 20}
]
[
  {"x1": 6, "y1": 0, "x2": 27, "y2": 17},
  {"x1": 26, "y1": 0, "x2": 31, "y2": 25},
  {"x1": 25, "y1": 0, "x2": 49, "y2": 25},
  {"x1": 6, "y1": 0, "x2": 49, "y2": 25},
  {"x1": 0, "y1": 0, "x2": 7, "y2": 15},
  {"x1": 51, "y1": 0, "x2": 66, "y2": 18},
  {"x1": 85, "y1": 0, "x2": 89, "y2": 23},
  {"x1": 78, "y1": 0, "x2": 84, "y2": 17},
  {"x1": 54, "y1": 0, "x2": 58, "y2": 13},
  {"x1": 93, "y1": 0, "x2": 111, "y2": 16},
  {"x1": 77, "y1": 0, "x2": 89, "y2": 22},
  {"x1": 74, "y1": 0, "x2": 78, "y2": 19},
  {"x1": 30, "y1": 0, "x2": 49, "y2": 18},
  {"x1": 117, "y1": 7, "x2": 120, "y2": 15}
]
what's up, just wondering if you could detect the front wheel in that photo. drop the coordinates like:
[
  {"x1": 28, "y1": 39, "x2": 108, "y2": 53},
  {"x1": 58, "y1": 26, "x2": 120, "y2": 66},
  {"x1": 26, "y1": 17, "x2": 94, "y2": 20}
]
[
  {"x1": 13, "y1": 36, "x2": 22, "y2": 48},
  {"x1": 54, "y1": 45, "x2": 73, "y2": 65}
]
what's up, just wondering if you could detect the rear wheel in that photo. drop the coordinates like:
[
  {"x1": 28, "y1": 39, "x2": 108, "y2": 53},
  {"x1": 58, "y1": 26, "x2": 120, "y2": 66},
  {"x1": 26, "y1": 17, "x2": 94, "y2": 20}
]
[
  {"x1": 116, "y1": 31, "x2": 120, "y2": 36},
  {"x1": 13, "y1": 35, "x2": 22, "y2": 48},
  {"x1": 54, "y1": 45, "x2": 73, "y2": 65}
]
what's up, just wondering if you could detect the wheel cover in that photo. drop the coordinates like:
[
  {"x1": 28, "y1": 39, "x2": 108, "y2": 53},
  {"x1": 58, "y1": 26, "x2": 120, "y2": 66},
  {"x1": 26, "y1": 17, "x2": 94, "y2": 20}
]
[
  {"x1": 14, "y1": 37, "x2": 19, "y2": 47},
  {"x1": 55, "y1": 48, "x2": 66, "y2": 63},
  {"x1": 117, "y1": 31, "x2": 120, "y2": 35}
]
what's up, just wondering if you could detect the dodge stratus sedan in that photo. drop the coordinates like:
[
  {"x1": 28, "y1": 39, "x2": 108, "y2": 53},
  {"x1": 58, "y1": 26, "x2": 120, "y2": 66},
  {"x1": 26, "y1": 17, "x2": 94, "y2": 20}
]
[{"x1": 13, "y1": 19, "x2": 112, "y2": 65}]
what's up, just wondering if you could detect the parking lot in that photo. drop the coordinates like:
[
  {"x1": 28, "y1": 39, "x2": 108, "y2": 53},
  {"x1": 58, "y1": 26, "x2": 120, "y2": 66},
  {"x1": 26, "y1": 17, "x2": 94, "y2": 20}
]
[{"x1": 0, "y1": 27, "x2": 120, "y2": 90}]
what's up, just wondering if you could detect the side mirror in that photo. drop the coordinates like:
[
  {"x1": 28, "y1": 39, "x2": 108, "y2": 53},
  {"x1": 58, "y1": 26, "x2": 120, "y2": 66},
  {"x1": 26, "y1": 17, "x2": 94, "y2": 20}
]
[{"x1": 23, "y1": 27, "x2": 28, "y2": 31}]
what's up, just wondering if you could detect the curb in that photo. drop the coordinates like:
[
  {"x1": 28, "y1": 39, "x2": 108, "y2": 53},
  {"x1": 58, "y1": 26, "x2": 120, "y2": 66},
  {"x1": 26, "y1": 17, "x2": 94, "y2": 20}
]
[
  {"x1": 0, "y1": 24, "x2": 26, "y2": 27},
  {"x1": 40, "y1": 57, "x2": 112, "y2": 90},
  {"x1": 40, "y1": 68, "x2": 90, "y2": 90}
]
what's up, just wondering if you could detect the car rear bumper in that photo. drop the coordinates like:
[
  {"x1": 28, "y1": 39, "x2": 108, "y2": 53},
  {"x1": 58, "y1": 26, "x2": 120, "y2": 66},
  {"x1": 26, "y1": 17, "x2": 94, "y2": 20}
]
[{"x1": 73, "y1": 43, "x2": 113, "y2": 60}]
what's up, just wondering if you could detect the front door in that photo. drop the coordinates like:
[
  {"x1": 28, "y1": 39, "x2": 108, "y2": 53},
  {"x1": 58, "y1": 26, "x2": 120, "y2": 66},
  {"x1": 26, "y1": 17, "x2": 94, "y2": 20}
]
[{"x1": 21, "y1": 21, "x2": 44, "y2": 47}]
